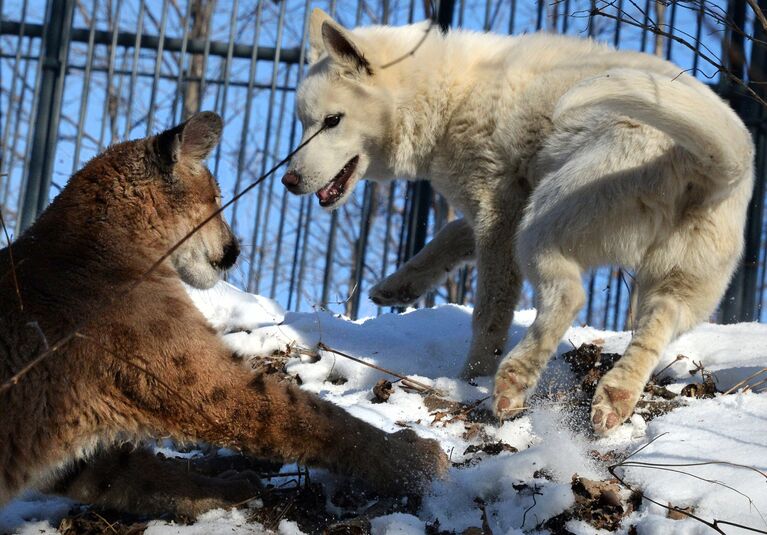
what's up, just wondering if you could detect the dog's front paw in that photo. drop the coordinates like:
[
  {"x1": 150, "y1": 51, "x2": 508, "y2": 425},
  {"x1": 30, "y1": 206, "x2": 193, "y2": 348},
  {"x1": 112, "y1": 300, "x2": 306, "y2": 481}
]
[
  {"x1": 493, "y1": 361, "x2": 535, "y2": 420},
  {"x1": 369, "y1": 275, "x2": 424, "y2": 306},
  {"x1": 591, "y1": 368, "x2": 643, "y2": 435}
]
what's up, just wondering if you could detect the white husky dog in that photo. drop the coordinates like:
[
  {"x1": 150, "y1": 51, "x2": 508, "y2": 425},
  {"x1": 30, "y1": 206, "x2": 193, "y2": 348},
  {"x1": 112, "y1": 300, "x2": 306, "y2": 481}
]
[{"x1": 282, "y1": 9, "x2": 754, "y2": 434}]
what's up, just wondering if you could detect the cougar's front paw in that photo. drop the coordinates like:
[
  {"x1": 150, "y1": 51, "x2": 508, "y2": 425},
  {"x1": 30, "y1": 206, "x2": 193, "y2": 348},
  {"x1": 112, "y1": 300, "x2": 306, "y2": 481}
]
[
  {"x1": 493, "y1": 361, "x2": 535, "y2": 420},
  {"x1": 591, "y1": 368, "x2": 643, "y2": 435},
  {"x1": 369, "y1": 275, "x2": 425, "y2": 306},
  {"x1": 373, "y1": 429, "x2": 448, "y2": 495}
]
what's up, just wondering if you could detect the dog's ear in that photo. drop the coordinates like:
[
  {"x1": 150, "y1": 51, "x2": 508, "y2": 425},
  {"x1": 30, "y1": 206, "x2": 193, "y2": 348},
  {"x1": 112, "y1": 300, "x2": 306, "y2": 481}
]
[
  {"x1": 155, "y1": 112, "x2": 223, "y2": 168},
  {"x1": 309, "y1": 8, "x2": 333, "y2": 64},
  {"x1": 308, "y1": 9, "x2": 371, "y2": 75},
  {"x1": 321, "y1": 21, "x2": 372, "y2": 75}
]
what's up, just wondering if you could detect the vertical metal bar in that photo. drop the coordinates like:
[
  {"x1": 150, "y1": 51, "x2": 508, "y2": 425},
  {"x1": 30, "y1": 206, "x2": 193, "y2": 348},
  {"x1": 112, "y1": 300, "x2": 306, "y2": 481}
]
[
  {"x1": 124, "y1": 0, "x2": 145, "y2": 137},
  {"x1": 230, "y1": 0, "x2": 265, "y2": 235},
  {"x1": 719, "y1": 0, "x2": 748, "y2": 322},
  {"x1": 15, "y1": 28, "x2": 46, "y2": 231},
  {"x1": 585, "y1": 270, "x2": 596, "y2": 325},
  {"x1": 0, "y1": 0, "x2": 28, "y2": 201},
  {"x1": 211, "y1": 0, "x2": 239, "y2": 176},
  {"x1": 377, "y1": 181, "x2": 397, "y2": 315},
  {"x1": 664, "y1": 0, "x2": 677, "y2": 60},
  {"x1": 758, "y1": 208, "x2": 767, "y2": 321},
  {"x1": 535, "y1": 0, "x2": 544, "y2": 30},
  {"x1": 145, "y1": 0, "x2": 169, "y2": 135},
  {"x1": 2, "y1": 38, "x2": 34, "y2": 209},
  {"x1": 256, "y1": 66, "x2": 291, "y2": 283},
  {"x1": 691, "y1": 1, "x2": 704, "y2": 76},
  {"x1": 196, "y1": 8, "x2": 213, "y2": 114},
  {"x1": 71, "y1": 0, "x2": 99, "y2": 174},
  {"x1": 561, "y1": 0, "x2": 570, "y2": 34},
  {"x1": 350, "y1": 182, "x2": 376, "y2": 318},
  {"x1": 506, "y1": 0, "x2": 515, "y2": 34},
  {"x1": 18, "y1": 0, "x2": 75, "y2": 232},
  {"x1": 295, "y1": 200, "x2": 314, "y2": 312},
  {"x1": 320, "y1": 211, "x2": 339, "y2": 306},
  {"x1": 602, "y1": 269, "x2": 613, "y2": 329},
  {"x1": 612, "y1": 0, "x2": 623, "y2": 47},
  {"x1": 247, "y1": 0, "x2": 289, "y2": 293},
  {"x1": 171, "y1": 0, "x2": 193, "y2": 124},
  {"x1": 98, "y1": 0, "x2": 122, "y2": 151},
  {"x1": 271, "y1": 0, "x2": 313, "y2": 299},
  {"x1": 612, "y1": 268, "x2": 623, "y2": 330},
  {"x1": 639, "y1": 0, "x2": 651, "y2": 52},
  {"x1": 286, "y1": 197, "x2": 306, "y2": 309}
]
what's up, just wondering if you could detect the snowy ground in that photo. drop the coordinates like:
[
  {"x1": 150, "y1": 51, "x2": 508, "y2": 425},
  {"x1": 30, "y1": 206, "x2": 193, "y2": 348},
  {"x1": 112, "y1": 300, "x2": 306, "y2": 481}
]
[{"x1": 3, "y1": 281, "x2": 767, "y2": 534}]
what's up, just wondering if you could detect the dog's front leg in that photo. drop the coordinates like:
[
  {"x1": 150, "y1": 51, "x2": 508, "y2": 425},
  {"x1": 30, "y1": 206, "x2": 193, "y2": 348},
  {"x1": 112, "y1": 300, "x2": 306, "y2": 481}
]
[
  {"x1": 460, "y1": 221, "x2": 521, "y2": 378},
  {"x1": 370, "y1": 218, "x2": 475, "y2": 306}
]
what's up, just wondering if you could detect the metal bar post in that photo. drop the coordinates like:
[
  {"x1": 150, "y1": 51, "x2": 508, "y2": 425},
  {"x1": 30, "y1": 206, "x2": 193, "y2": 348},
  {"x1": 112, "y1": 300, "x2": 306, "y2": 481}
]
[{"x1": 18, "y1": 0, "x2": 75, "y2": 232}]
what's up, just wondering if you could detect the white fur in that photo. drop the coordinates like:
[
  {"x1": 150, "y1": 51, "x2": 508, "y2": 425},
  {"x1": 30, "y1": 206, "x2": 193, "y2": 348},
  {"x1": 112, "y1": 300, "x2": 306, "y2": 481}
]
[{"x1": 288, "y1": 10, "x2": 755, "y2": 434}]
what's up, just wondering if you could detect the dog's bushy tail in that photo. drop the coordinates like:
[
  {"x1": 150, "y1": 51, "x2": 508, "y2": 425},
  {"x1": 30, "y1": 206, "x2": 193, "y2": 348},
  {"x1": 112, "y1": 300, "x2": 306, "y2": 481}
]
[{"x1": 553, "y1": 68, "x2": 753, "y2": 187}]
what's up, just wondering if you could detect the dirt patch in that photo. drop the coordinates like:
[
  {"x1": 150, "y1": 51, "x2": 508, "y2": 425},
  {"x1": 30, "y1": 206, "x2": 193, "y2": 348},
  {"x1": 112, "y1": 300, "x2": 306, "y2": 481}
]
[{"x1": 543, "y1": 475, "x2": 641, "y2": 533}]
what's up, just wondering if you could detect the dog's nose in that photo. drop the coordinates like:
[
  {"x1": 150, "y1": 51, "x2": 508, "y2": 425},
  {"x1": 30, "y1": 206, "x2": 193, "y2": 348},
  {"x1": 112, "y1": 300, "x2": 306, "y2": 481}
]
[{"x1": 282, "y1": 170, "x2": 302, "y2": 189}]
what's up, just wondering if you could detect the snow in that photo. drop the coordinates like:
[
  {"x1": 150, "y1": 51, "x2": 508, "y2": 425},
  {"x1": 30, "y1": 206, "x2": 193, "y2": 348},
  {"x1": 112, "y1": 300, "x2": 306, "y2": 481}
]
[{"x1": 3, "y1": 281, "x2": 767, "y2": 534}]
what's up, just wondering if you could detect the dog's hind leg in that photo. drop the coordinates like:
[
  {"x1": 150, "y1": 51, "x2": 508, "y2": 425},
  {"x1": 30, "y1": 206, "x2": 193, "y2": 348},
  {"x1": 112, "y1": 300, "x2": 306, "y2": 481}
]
[
  {"x1": 370, "y1": 218, "x2": 475, "y2": 306},
  {"x1": 591, "y1": 265, "x2": 733, "y2": 434},
  {"x1": 492, "y1": 250, "x2": 585, "y2": 418}
]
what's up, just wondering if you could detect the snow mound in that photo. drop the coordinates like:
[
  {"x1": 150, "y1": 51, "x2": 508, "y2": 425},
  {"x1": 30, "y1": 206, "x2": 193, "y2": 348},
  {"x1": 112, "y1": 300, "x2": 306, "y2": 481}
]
[{"x1": 3, "y1": 281, "x2": 767, "y2": 534}]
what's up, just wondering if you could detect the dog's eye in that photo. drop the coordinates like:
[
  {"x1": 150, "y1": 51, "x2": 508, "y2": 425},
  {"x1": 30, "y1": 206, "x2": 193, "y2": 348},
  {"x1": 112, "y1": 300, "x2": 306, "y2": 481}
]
[{"x1": 323, "y1": 114, "x2": 343, "y2": 128}]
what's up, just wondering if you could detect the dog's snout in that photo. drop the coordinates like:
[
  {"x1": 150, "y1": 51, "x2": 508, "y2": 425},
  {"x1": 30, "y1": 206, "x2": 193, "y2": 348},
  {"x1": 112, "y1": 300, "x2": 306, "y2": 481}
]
[
  {"x1": 220, "y1": 239, "x2": 240, "y2": 270},
  {"x1": 282, "y1": 170, "x2": 302, "y2": 190}
]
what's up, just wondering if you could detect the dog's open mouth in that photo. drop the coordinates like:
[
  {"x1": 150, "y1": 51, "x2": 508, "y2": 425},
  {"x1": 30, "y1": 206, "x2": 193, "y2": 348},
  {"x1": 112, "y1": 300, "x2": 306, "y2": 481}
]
[{"x1": 316, "y1": 156, "x2": 359, "y2": 207}]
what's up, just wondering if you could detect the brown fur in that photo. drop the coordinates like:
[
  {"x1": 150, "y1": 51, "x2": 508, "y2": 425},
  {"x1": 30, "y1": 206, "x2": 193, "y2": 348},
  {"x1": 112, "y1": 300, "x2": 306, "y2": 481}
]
[{"x1": 0, "y1": 112, "x2": 446, "y2": 517}]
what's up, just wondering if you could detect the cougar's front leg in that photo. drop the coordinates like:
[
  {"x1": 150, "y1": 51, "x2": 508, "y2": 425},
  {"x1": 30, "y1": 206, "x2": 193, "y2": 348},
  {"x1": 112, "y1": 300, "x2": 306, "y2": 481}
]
[
  {"x1": 460, "y1": 220, "x2": 521, "y2": 379},
  {"x1": 370, "y1": 219, "x2": 475, "y2": 306},
  {"x1": 146, "y1": 355, "x2": 447, "y2": 496},
  {"x1": 47, "y1": 445, "x2": 260, "y2": 518}
]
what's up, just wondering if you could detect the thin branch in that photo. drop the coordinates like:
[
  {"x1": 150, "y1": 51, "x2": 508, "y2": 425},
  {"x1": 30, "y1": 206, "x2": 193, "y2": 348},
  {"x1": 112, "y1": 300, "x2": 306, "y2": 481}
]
[
  {"x1": 315, "y1": 342, "x2": 439, "y2": 394},
  {"x1": 723, "y1": 367, "x2": 767, "y2": 394},
  {"x1": 0, "y1": 205, "x2": 23, "y2": 312},
  {"x1": 747, "y1": 0, "x2": 767, "y2": 33},
  {"x1": 590, "y1": 7, "x2": 767, "y2": 109}
]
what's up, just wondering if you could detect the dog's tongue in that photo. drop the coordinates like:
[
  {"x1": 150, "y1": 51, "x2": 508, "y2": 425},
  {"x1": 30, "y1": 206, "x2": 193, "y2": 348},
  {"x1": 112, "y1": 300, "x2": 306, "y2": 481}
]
[{"x1": 316, "y1": 182, "x2": 340, "y2": 204}]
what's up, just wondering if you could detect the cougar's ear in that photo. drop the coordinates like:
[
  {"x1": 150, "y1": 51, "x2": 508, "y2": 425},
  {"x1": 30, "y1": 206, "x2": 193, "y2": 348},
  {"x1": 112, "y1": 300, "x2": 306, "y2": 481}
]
[{"x1": 155, "y1": 111, "x2": 223, "y2": 168}]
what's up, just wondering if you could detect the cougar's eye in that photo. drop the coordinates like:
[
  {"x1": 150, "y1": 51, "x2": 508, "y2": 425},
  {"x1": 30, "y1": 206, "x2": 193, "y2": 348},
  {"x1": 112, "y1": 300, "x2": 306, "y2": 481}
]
[{"x1": 323, "y1": 114, "x2": 343, "y2": 128}]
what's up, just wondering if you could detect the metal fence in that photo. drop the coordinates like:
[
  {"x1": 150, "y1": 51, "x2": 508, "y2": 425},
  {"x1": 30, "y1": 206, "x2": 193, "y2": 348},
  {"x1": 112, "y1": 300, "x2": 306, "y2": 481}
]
[{"x1": 1, "y1": 0, "x2": 766, "y2": 328}]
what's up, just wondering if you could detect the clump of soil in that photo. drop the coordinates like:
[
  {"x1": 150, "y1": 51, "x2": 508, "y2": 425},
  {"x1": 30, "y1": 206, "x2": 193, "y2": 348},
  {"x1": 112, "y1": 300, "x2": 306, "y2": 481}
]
[
  {"x1": 562, "y1": 344, "x2": 622, "y2": 395},
  {"x1": 543, "y1": 475, "x2": 641, "y2": 533}
]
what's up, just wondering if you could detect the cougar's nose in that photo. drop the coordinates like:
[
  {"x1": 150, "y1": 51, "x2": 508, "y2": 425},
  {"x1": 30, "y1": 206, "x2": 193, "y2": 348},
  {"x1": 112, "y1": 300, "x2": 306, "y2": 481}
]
[
  {"x1": 282, "y1": 170, "x2": 302, "y2": 191},
  {"x1": 220, "y1": 239, "x2": 240, "y2": 270}
]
